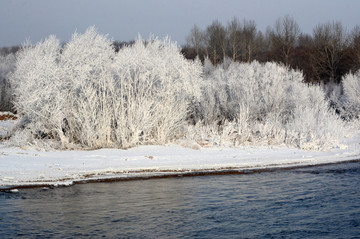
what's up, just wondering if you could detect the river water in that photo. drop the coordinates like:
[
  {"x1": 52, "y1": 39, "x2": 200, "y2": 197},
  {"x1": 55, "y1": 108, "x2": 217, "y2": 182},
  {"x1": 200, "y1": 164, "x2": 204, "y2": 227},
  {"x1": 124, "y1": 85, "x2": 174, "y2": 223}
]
[{"x1": 1, "y1": 161, "x2": 360, "y2": 238}]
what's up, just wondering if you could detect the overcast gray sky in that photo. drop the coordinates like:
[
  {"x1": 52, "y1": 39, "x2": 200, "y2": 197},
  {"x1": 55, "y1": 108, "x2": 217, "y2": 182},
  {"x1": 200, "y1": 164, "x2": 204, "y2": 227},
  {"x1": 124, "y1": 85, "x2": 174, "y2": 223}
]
[{"x1": 0, "y1": 0, "x2": 359, "y2": 47}]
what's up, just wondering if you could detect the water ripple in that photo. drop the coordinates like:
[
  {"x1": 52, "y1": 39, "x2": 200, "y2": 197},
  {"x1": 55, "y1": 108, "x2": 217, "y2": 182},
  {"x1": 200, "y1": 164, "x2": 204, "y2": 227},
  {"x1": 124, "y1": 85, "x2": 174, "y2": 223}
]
[{"x1": 1, "y1": 161, "x2": 360, "y2": 238}]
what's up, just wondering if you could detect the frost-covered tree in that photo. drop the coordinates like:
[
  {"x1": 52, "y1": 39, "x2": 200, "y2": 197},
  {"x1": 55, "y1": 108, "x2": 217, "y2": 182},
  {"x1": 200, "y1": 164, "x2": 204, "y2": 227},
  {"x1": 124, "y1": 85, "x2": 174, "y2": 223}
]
[
  {"x1": 324, "y1": 70, "x2": 360, "y2": 121},
  {"x1": 188, "y1": 60, "x2": 348, "y2": 150},
  {"x1": 10, "y1": 27, "x2": 202, "y2": 149},
  {"x1": 9, "y1": 27, "x2": 353, "y2": 151},
  {"x1": 109, "y1": 36, "x2": 202, "y2": 148},
  {"x1": 341, "y1": 71, "x2": 360, "y2": 119},
  {"x1": 0, "y1": 54, "x2": 16, "y2": 111}
]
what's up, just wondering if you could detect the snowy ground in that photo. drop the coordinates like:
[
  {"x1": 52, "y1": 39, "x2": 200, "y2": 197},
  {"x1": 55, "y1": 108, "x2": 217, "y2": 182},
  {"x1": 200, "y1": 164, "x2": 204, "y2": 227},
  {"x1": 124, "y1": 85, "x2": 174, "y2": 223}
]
[{"x1": 1, "y1": 113, "x2": 360, "y2": 189}]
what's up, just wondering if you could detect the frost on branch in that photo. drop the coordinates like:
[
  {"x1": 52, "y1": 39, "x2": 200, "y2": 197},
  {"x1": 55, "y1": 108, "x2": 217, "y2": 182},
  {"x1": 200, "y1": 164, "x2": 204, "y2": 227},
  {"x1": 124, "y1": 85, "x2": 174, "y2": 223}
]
[
  {"x1": 9, "y1": 27, "x2": 351, "y2": 151},
  {"x1": 10, "y1": 27, "x2": 202, "y2": 149},
  {"x1": 324, "y1": 71, "x2": 360, "y2": 125},
  {"x1": 0, "y1": 53, "x2": 16, "y2": 111},
  {"x1": 187, "y1": 61, "x2": 348, "y2": 150},
  {"x1": 342, "y1": 71, "x2": 360, "y2": 119}
]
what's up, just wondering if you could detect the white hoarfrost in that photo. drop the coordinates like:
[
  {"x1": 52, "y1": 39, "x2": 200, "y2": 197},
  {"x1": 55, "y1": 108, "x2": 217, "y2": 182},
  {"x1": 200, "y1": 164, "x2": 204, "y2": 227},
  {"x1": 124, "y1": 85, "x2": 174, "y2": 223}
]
[
  {"x1": 0, "y1": 54, "x2": 16, "y2": 111},
  {"x1": 10, "y1": 27, "x2": 202, "y2": 149},
  {"x1": 187, "y1": 60, "x2": 350, "y2": 150},
  {"x1": 342, "y1": 71, "x2": 360, "y2": 119},
  {"x1": 324, "y1": 71, "x2": 360, "y2": 129},
  {"x1": 9, "y1": 27, "x2": 354, "y2": 151}
]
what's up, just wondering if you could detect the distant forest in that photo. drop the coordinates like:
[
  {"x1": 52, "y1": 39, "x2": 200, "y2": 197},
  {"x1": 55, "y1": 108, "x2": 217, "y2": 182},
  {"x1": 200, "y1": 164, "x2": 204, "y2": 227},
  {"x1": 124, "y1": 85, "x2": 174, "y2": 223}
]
[
  {"x1": 181, "y1": 16, "x2": 360, "y2": 84},
  {"x1": 1, "y1": 15, "x2": 360, "y2": 85}
]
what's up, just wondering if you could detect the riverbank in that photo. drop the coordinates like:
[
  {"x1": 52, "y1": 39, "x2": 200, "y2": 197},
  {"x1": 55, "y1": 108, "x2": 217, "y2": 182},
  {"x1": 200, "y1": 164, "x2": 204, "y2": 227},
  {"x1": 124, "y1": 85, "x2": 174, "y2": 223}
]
[
  {"x1": 1, "y1": 112, "x2": 360, "y2": 190},
  {"x1": 1, "y1": 136, "x2": 360, "y2": 190}
]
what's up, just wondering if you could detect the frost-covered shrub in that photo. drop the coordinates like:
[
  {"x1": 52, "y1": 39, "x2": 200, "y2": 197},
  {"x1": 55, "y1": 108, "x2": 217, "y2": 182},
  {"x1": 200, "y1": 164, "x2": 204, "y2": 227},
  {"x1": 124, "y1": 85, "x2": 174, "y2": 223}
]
[
  {"x1": 285, "y1": 85, "x2": 347, "y2": 150},
  {"x1": 10, "y1": 27, "x2": 202, "y2": 149},
  {"x1": 324, "y1": 71, "x2": 360, "y2": 122},
  {"x1": 0, "y1": 54, "x2": 16, "y2": 111},
  {"x1": 195, "y1": 61, "x2": 303, "y2": 125},
  {"x1": 342, "y1": 71, "x2": 360, "y2": 119},
  {"x1": 188, "y1": 60, "x2": 348, "y2": 150},
  {"x1": 9, "y1": 27, "x2": 351, "y2": 151}
]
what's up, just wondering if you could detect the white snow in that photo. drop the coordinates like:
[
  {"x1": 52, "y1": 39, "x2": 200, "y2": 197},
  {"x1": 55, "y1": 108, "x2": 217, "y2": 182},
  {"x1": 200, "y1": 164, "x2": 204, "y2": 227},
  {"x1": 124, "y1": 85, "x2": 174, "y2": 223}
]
[{"x1": 1, "y1": 119, "x2": 359, "y2": 188}]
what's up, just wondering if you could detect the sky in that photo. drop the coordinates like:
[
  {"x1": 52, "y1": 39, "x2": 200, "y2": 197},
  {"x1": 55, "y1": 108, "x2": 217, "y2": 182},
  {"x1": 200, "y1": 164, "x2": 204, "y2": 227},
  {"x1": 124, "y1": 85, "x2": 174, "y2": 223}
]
[{"x1": 0, "y1": 0, "x2": 359, "y2": 47}]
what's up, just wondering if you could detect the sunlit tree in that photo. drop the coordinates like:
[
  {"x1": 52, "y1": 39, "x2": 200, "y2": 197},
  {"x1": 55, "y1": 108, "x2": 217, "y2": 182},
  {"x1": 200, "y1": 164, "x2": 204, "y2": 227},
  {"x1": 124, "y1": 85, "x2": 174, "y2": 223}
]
[{"x1": 10, "y1": 27, "x2": 202, "y2": 149}]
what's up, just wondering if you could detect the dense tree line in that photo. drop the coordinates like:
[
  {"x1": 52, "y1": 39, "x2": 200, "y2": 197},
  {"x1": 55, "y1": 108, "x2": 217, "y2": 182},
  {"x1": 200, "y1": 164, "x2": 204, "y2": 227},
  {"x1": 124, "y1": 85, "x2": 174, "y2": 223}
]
[
  {"x1": 1, "y1": 16, "x2": 359, "y2": 85},
  {"x1": 1, "y1": 16, "x2": 359, "y2": 114},
  {"x1": 183, "y1": 16, "x2": 360, "y2": 84},
  {"x1": 8, "y1": 27, "x2": 354, "y2": 150}
]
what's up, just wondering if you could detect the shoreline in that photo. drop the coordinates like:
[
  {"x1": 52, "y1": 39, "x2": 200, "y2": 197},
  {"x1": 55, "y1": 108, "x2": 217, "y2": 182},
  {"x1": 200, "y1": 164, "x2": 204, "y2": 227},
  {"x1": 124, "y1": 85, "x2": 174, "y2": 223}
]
[
  {"x1": 1, "y1": 157, "x2": 359, "y2": 192},
  {"x1": 2, "y1": 115, "x2": 360, "y2": 191}
]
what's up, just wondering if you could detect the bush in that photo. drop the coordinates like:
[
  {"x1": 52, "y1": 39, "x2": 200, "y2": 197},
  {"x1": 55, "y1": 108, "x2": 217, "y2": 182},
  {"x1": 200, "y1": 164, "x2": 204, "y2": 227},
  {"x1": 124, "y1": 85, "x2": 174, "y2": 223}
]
[
  {"x1": 0, "y1": 54, "x2": 16, "y2": 111},
  {"x1": 10, "y1": 27, "x2": 202, "y2": 149},
  {"x1": 325, "y1": 71, "x2": 360, "y2": 122},
  {"x1": 342, "y1": 71, "x2": 360, "y2": 119},
  {"x1": 187, "y1": 60, "x2": 348, "y2": 150}
]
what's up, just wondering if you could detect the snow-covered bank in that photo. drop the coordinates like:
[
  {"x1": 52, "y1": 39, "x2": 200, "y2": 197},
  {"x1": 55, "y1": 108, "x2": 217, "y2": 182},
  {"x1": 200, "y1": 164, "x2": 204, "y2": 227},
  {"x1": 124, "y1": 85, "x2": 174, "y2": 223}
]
[
  {"x1": 1, "y1": 134, "x2": 359, "y2": 189},
  {"x1": 1, "y1": 113, "x2": 360, "y2": 189}
]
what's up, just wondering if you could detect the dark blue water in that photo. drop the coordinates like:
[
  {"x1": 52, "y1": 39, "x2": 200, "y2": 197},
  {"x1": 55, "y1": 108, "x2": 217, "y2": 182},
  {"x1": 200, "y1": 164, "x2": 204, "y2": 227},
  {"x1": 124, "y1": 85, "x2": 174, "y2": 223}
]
[{"x1": 1, "y1": 161, "x2": 360, "y2": 238}]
